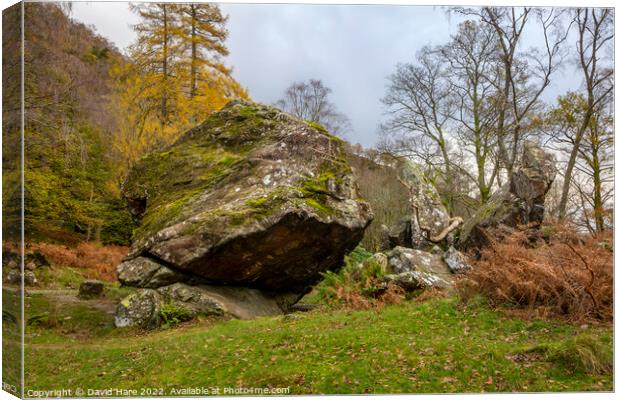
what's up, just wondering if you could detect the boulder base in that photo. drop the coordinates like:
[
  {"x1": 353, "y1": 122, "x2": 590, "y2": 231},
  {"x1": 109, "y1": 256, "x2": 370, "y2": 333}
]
[{"x1": 114, "y1": 283, "x2": 295, "y2": 328}]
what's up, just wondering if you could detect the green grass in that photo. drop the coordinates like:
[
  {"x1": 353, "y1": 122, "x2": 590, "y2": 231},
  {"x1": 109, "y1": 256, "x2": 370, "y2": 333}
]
[
  {"x1": 2, "y1": 288, "x2": 22, "y2": 395},
  {"x1": 35, "y1": 266, "x2": 87, "y2": 289},
  {"x1": 22, "y1": 296, "x2": 612, "y2": 395}
]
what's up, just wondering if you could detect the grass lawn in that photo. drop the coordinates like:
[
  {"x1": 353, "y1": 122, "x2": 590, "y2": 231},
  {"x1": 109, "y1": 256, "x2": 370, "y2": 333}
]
[{"x1": 20, "y1": 292, "x2": 613, "y2": 395}]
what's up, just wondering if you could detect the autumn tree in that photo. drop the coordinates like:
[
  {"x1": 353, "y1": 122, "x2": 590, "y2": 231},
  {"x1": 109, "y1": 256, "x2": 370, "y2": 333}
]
[
  {"x1": 177, "y1": 3, "x2": 229, "y2": 99},
  {"x1": 382, "y1": 7, "x2": 569, "y2": 215},
  {"x1": 129, "y1": 2, "x2": 183, "y2": 128},
  {"x1": 119, "y1": 2, "x2": 248, "y2": 169},
  {"x1": 276, "y1": 79, "x2": 351, "y2": 137},
  {"x1": 546, "y1": 92, "x2": 613, "y2": 233},
  {"x1": 2, "y1": 2, "x2": 135, "y2": 244},
  {"x1": 576, "y1": 103, "x2": 614, "y2": 233},
  {"x1": 380, "y1": 23, "x2": 499, "y2": 209},
  {"x1": 439, "y1": 21, "x2": 500, "y2": 202}
]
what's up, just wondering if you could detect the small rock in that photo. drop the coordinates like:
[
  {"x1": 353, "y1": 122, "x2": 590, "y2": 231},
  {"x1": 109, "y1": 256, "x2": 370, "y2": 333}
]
[
  {"x1": 383, "y1": 271, "x2": 451, "y2": 292},
  {"x1": 5, "y1": 269, "x2": 37, "y2": 285},
  {"x1": 115, "y1": 289, "x2": 162, "y2": 329},
  {"x1": 78, "y1": 280, "x2": 104, "y2": 299},
  {"x1": 443, "y1": 246, "x2": 473, "y2": 273},
  {"x1": 25, "y1": 261, "x2": 37, "y2": 271},
  {"x1": 24, "y1": 271, "x2": 37, "y2": 286},
  {"x1": 6, "y1": 269, "x2": 20, "y2": 284},
  {"x1": 2, "y1": 250, "x2": 19, "y2": 267}
]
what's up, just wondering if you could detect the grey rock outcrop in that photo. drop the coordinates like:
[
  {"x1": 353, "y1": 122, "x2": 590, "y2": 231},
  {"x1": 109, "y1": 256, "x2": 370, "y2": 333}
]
[
  {"x1": 380, "y1": 161, "x2": 461, "y2": 251},
  {"x1": 381, "y1": 246, "x2": 453, "y2": 291},
  {"x1": 458, "y1": 141, "x2": 557, "y2": 249}
]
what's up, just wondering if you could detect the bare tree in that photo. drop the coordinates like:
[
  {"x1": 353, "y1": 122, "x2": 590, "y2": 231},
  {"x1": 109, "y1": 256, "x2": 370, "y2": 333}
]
[
  {"x1": 440, "y1": 20, "x2": 500, "y2": 202},
  {"x1": 454, "y1": 7, "x2": 569, "y2": 177},
  {"x1": 380, "y1": 23, "x2": 502, "y2": 207},
  {"x1": 275, "y1": 79, "x2": 351, "y2": 137},
  {"x1": 556, "y1": 8, "x2": 614, "y2": 220},
  {"x1": 380, "y1": 46, "x2": 454, "y2": 186}
]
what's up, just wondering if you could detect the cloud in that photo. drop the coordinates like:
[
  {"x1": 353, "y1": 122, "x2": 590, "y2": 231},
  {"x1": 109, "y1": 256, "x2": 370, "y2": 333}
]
[
  {"x1": 71, "y1": 2, "x2": 581, "y2": 147},
  {"x1": 221, "y1": 4, "x2": 460, "y2": 146}
]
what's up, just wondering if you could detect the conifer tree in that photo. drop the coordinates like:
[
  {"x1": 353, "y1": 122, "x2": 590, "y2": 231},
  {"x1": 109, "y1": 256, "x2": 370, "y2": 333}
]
[
  {"x1": 129, "y1": 2, "x2": 182, "y2": 126},
  {"x1": 177, "y1": 3, "x2": 231, "y2": 100}
]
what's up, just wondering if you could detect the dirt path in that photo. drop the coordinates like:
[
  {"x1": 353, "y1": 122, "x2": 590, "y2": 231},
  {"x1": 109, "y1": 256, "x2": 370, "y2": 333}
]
[{"x1": 25, "y1": 288, "x2": 118, "y2": 315}]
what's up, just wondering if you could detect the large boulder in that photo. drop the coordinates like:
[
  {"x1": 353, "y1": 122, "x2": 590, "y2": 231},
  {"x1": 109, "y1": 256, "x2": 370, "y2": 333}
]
[
  {"x1": 458, "y1": 141, "x2": 557, "y2": 249},
  {"x1": 115, "y1": 101, "x2": 372, "y2": 324}
]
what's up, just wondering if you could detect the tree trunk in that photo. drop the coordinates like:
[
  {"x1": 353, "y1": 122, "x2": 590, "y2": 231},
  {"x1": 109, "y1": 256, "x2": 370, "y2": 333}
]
[
  {"x1": 558, "y1": 109, "x2": 592, "y2": 220},
  {"x1": 190, "y1": 4, "x2": 197, "y2": 99},
  {"x1": 590, "y1": 128, "x2": 605, "y2": 232},
  {"x1": 161, "y1": 4, "x2": 168, "y2": 124}
]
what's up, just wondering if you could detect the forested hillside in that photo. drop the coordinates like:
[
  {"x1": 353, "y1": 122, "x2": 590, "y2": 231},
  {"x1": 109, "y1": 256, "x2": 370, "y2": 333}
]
[{"x1": 2, "y1": 2, "x2": 247, "y2": 245}]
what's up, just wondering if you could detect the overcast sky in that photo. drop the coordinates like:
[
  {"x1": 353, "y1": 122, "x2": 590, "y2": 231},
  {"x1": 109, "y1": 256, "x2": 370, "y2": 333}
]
[{"x1": 70, "y1": 1, "x2": 582, "y2": 146}]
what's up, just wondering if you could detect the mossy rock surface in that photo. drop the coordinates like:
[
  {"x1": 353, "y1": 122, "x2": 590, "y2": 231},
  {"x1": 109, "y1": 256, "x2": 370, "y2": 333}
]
[{"x1": 121, "y1": 101, "x2": 373, "y2": 293}]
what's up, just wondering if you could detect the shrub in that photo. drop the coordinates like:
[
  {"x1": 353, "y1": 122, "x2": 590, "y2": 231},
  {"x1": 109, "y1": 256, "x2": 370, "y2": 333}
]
[
  {"x1": 547, "y1": 333, "x2": 613, "y2": 374},
  {"x1": 312, "y1": 246, "x2": 405, "y2": 309},
  {"x1": 25, "y1": 242, "x2": 128, "y2": 281},
  {"x1": 159, "y1": 301, "x2": 193, "y2": 328},
  {"x1": 457, "y1": 224, "x2": 613, "y2": 322}
]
